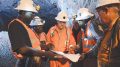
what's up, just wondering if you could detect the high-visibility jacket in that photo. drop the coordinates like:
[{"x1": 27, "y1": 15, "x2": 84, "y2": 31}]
[
  {"x1": 15, "y1": 19, "x2": 41, "y2": 49},
  {"x1": 47, "y1": 25, "x2": 76, "y2": 67},
  {"x1": 98, "y1": 17, "x2": 120, "y2": 66},
  {"x1": 77, "y1": 21, "x2": 96, "y2": 53},
  {"x1": 9, "y1": 19, "x2": 41, "y2": 49},
  {"x1": 9, "y1": 19, "x2": 43, "y2": 67}
]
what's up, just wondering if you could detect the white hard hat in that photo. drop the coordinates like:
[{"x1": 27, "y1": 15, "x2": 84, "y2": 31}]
[
  {"x1": 55, "y1": 11, "x2": 69, "y2": 22},
  {"x1": 76, "y1": 8, "x2": 94, "y2": 21},
  {"x1": 96, "y1": 0, "x2": 120, "y2": 8},
  {"x1": 15, "y1": 0, "x2": 38, "y2": 13},
  {"x1": 29, "y1": 16, "x2": 45, "y2": 26}
]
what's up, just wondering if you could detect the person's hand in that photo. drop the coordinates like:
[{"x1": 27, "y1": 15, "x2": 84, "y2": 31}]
[
  {"x1": 79, "y1": 53, "x2": 85, "y2": 60},
  {"x1": 40, "y1": 44, "x2": 48, "y2": 50},
  {"x1": 40, "y1": 41, "x2": 48, "y2": 50},
  {"x1": 68, "y1": 45, "x2": 77, "y2": 54},
  {"x1": 13, "y1": 52, "x2": 23, "y2": 59},
  {"x1": 46, "y1": 43, "x2": 55, "y2": 50}
]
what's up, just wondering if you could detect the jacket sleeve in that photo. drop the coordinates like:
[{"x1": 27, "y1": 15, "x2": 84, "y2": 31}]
[
  {"x1": 16, "y1": 46, "x2": 44, "y2": 57},
  {"x1": 46, "y1": 28, "x2": 52, "y2": 44}
]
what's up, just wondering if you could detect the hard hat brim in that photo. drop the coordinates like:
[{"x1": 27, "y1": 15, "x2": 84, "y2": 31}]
[
  {"x1": 76, "y1": 17, "x2": 88, "y2": 21},
  {"x1": 29, "y1": 21, "x2": 45, "y2": 26},
  {"x1": 15, "y1": 8, "x2": 38, "y2": 13},
  {"x1": 76, "y1": 14, "x2": 94, "y2": 21},
  {"x1": 96, "y1": 2, "x2": 120, "y2": 9},
  {"x1": 55, "y1": 17, "x2": 69, "y2": 22}
]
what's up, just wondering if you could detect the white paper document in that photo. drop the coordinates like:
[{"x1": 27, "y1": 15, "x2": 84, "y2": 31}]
[{"x1": 52, "y1": 51, "x2": 81, "y2": 62}]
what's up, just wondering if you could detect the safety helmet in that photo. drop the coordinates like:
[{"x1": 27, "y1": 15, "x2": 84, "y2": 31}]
[
  {"x1": 96, "y1": 0, "x2": 120, "y2": 8},
  {"x1": 55, "y1": 11, "x2": 69, "y2": 22},
  {"x1": 76, "y1": 8, "x2": 94, "y2": 21},
  {"x1": 15, "y1": 0, "x2": 38, "y2": 13},
  {"x1": 29, "y1": 16, "x2": 45, "y2": 26}
]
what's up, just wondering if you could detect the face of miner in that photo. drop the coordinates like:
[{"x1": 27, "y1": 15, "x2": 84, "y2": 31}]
[{"x1": 57, "y1": 21, "x2": 66, "y2": 30}]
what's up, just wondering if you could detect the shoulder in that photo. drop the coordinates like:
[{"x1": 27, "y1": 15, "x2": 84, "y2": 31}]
[
  {"x1": 8, "y1": 20, "x2": 24, "y2": 30},
  {"x1": 8, "y1": 20, "x2": 27, "y2": 35},
  {"x1": 49, "y1": 26, "x2": 56, "y2": 30},
  {"x1": 48, "y1": 25, "x2": 57, "y2": 33}
]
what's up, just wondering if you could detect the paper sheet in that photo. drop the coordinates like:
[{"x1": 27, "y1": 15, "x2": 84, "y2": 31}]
[{"x1": 52, "y1": 51, "x2": 81, "y2": 62}]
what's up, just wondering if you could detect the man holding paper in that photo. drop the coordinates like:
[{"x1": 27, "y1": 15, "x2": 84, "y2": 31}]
[{"x1": 47, "y1": 11, "x2": 76, "y2": 67}]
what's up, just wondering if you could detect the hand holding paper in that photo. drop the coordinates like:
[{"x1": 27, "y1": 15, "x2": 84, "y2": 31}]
[{"x1": 52, "y1": 51, "x2": 81, "y2": 62}]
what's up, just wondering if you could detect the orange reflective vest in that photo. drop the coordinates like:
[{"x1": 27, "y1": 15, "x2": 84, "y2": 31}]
[
  {"x1": 77, "y1": 21, "x2": 96, "y2": 53},
  {"x1": 11, "y1": 19, "x2": 41, "y2": 49}
]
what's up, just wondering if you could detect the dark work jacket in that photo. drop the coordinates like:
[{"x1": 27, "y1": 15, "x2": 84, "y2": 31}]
[{"x1": 98, "y1": 17, "x2": 120, "y2": 67}]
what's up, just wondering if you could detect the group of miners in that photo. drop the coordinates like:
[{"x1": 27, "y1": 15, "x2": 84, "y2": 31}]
[{"x1": 7, "y1": 0, "x2": 120, "y2": 67}]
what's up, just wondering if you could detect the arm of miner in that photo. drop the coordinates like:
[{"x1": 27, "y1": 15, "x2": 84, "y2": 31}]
[
  {"x1": 40, "y1": 41, "x2": 55, "y2": 51},
  {"x1": 40, "y1": 41, "x2": 49, "y2": 51},
  {"x1": 46, "y1": 28, "x2": 55, "y2": 51},
  {"x1": 8, "y1": 21, "x2": 57, "y2": 59},
  {"x1": 16, "y1": 45, "x2": 57, "y2": 58}
]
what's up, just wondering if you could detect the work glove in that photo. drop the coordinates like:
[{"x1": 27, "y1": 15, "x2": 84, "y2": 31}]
[
  {"x1": 68, "y1": 45, "x2": 77, "y2": 54},
  {"x1": 13, "y1": 52, "x2": 23, "y2": 59}
]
